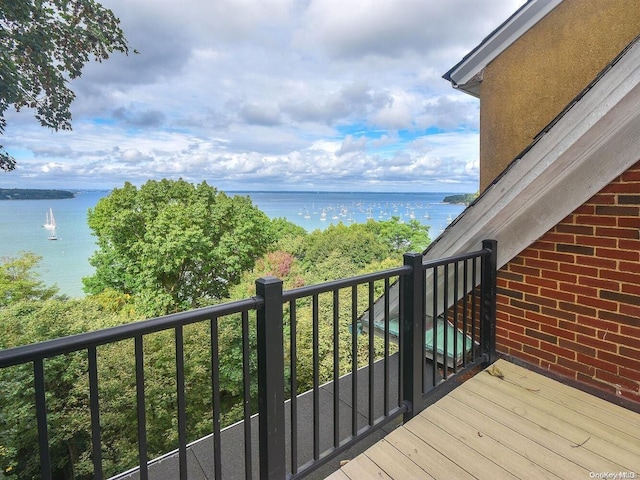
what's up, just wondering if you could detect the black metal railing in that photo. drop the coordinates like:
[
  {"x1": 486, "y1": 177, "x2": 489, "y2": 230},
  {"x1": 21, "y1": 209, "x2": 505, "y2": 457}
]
[{"x1": 0, "y1": 240, "x2": 497, "y2": 480}]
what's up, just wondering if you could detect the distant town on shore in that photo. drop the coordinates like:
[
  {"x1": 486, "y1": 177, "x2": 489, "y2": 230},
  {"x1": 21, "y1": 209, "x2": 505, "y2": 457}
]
[{"x1": 0, "y1": 188, "x2": 76, "y2": 200}]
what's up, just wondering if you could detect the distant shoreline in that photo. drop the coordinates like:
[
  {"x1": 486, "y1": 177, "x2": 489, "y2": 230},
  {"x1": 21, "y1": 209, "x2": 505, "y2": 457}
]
[
  {"x1": 0, "y1": 188, "x2": 76, "y2": 200},
  {"x1": 442, "y1": 193, "x2": 477, "y2": 205}
]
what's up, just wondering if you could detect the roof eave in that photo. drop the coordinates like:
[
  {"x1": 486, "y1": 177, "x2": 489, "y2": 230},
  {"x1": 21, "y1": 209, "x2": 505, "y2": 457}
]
[
  {"x1": 428, "y1": 37, "x2": 640, "y2": 269},
  {"x1": 443, "y1": 0, "x2": 562, "y2": 95}
]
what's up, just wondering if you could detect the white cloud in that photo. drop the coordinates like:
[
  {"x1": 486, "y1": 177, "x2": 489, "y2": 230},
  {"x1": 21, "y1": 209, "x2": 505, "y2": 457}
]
[{"x1": 2, "y1": 0, "x2": 526, "y2": 192}]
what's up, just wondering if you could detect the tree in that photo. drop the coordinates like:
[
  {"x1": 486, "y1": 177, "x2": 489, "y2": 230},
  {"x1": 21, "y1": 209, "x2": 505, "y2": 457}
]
[
  {"x1": 0, "y1": 297, "x2": 140, "y2": 479},
  {"x1": 84, "y1": 179, "x2": 274, "y2": 316},
  {"x1": 298, "y1": 222, "x2": 389, "y2": 276},
  {"x1": 0, "y1": 0, "x2": 130, "y2": 171},
  {"x1": 0, "y1": 252, "x2": 58, "y2": 307},
  {"x1": 365, "y1": 217, "x2": 430, "y2": 254}
]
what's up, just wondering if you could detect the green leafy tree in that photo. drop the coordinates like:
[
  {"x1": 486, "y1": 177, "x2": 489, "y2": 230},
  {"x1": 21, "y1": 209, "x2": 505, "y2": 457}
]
[
  {"x1": 269, "y1": 217, "x2": 306, "y2": 244},
  {"x1": 365, "y1": 217, "x2": 430, "y2": 254},
  {"x1": 0, "y1": 252, "x2": 58, "y2": 307},
  {"x1": 0, "y1": 0, "x2": 131, "y2": 171},
  {"x1": 84, "y1": 179, "x2": 274, "y2": 316},
  {"x1": 298, "y1": 223, "x2": 389, "y2": 276},
  {"x1": 0, "y1": 297, "x2": 140, "y2": 479}
]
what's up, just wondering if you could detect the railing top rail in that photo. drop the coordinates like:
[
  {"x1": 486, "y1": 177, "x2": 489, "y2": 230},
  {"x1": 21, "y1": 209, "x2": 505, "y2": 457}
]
[
  {"x1": 0, "y1": 296, "x2": 263, "y2": 368},
  {"x1": 282, "y1": 265, "x2": 411, "y2": 301},
  {"x1": 421, "y1": 247, "x2": 491, "y2": 270}
]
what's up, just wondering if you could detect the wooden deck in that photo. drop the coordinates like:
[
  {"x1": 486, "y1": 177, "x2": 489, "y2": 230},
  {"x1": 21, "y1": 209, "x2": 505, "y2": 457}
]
[{"x1": 327, "y1": 359, "x2": 640, "y2": 479}]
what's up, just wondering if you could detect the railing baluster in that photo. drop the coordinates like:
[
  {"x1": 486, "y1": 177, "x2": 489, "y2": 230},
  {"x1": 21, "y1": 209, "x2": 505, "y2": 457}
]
[
  {"x1": 175, "y1": 325, "x2": 187, "y2": 480},
  {"x1": 443, "y1": 264, "x2": 449, "y2": 380},
  {"x1": 241, "y1": 310, "x2": 252, "y2": 479},
  {"x1": 452, "y1": 262, "x2": 459, "y2": 374},
  {"x1": 472, "y1": 258, "x2": 478, "y2": 362},
  {"x1": 88, "y1": 345, "x2": 103, "y2": 480},
  {"x1": 34, "y1": 358, "x2": 52, "y2": 480},
  {"x1": 421, "y1": 267, "x2": 427, "y2": 391},
  {"x1": 463, "y1": 259, "x2": 469, "y2": 367},
  {"x1": 351, "y1": 285, "x2": 358, "y2": 437},
  {"x1": 397, "y1": 277, "x2": 403, "y2": 410},
  {"x1": 135, "y1": 335, "x2": 148, "y2": 480},
  {"x1": 290, "y1": 300, "x2": 298, "y2": 475},
  {"x1": 383, "y1": 277, "x2": 390, "y2": 417},
  {"x1": 368, "y1": 281, "x2": 375, "y2": 426},
  {"x1": 312, "y1": 293, "x2": 320, "y2": 461},
  {"x1": 432, "y1": 265, "x2": 438, "y2": 389},
  {"x1": 333, "y1": 290, "x2": 340, "y2": 449},
  {"x1": 210, "y1": 317, "x2": 222, "y2": 479}
]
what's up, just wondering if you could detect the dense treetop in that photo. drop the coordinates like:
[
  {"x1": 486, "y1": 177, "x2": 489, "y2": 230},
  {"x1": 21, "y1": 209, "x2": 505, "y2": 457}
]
[{"x1": 83, "y1": 179, "x2": 274, "y2": 316}]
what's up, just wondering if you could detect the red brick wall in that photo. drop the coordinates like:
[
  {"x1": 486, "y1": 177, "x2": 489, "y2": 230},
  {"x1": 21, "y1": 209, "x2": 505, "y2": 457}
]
[{"x1": 497, "y1": 160, "x2": 640, "y2": 405}]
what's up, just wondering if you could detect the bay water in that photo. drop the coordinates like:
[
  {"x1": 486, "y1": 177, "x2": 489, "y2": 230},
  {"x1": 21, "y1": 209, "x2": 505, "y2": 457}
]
[{"x1": 0, "y1": 190, "x2": 466, "y2": 297}]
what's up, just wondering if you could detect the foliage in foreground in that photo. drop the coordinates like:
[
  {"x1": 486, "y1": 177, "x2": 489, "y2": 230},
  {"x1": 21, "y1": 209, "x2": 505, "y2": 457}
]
[{"x1": 0, "y1": 189, "x2": 430, "y2": 479}]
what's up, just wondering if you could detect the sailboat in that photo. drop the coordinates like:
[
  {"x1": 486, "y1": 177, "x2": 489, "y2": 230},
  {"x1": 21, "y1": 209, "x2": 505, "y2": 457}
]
[
  {"x1": 44, "y1": 208, "x2": 58, "y2": 240},
  {"x1": 43, "y1": 208, "x2": 55, "y2": 230}
]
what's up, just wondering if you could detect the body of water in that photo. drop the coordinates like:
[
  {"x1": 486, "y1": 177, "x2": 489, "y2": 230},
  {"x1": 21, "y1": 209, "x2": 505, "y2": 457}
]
[{"x1": 0, "y1": 190, "x2": 466, "y2": 298}]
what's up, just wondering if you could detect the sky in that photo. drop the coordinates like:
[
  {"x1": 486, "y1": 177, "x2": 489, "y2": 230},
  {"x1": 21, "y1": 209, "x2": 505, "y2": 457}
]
[{"x1": 2, "y1": 0, "x2": 526, "y2": 193}]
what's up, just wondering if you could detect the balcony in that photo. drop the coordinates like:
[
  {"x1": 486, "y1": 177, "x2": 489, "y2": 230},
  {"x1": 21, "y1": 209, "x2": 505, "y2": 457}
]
[
  {"x1": 328, "y1": 359, "x2": 640, "y2": 478},
  {"x1": 2, "y1": 239, "x2": 638, "y2": 479}
]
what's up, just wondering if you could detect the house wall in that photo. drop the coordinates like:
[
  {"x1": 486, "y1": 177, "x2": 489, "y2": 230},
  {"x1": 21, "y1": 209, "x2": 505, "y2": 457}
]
[
  {"x1": 479, "y1": 0, "x2": 640, "y2": 191},
  {"x1": 496, "y1": 160, "x2": 640, "y2": 405}
]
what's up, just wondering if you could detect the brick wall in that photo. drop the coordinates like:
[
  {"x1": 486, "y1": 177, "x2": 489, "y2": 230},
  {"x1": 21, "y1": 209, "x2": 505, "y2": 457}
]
[{"x1": 497, "y1": 160, "x2": 640, "y2": 405}]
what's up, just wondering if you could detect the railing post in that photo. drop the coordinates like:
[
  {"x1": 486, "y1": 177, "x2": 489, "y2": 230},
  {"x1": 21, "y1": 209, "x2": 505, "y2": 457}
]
[
  {"x1": 401, "y1": 252, "x2": 424, "y2": 422},
  {"x1": 256, "y1": 276, "x2": 286, "y2": 479},
  {"x1": 481, "y1": 240, "x2": 498, "y2": 364}
]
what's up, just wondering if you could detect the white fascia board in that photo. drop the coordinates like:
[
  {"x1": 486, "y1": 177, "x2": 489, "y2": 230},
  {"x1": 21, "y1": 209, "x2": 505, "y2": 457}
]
[
  {"x1": 428, "y1": 38, "x2": 640, "y2": 270},
  {"x1": 446, "y1": 0, "x2": 562, "y2": 95}
]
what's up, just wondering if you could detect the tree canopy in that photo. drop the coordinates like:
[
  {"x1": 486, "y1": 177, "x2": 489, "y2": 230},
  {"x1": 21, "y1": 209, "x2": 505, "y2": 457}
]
[
  {"x1": 0, "y1": 0, "x2": 130, "y2": 171},
  {"x1": 0, "y1": 252, "x2": 58, "y2": 306},
  {"x1": 0, "y1": 203, "x2": 432, "y2": 479},
  {"x1": 83, "y1": 179, "x2": 274, "y2": 316}
]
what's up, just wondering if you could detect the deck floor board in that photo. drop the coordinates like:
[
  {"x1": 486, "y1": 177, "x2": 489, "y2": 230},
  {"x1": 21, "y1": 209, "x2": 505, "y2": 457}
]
[{"x1": 326, "y1": 359, "x2": 640, "y2": 479}]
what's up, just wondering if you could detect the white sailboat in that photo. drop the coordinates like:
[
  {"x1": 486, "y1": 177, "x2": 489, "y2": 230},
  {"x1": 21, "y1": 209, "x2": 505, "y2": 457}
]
[
  {"x1": 43, "y1": 208, "x2": 55, "y2": 230},
  {"x1": 44, "y1": 208, "x2": 58, "y2": 240}
]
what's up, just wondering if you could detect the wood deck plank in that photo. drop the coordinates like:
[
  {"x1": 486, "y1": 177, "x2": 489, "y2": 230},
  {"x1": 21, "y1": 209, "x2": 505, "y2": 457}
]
[
  {"x1": 435, "y1": 394, "x2": 587, "y2": 479},
  {"x1": 363, "y1": 440, "x2": 435, "y2": 479},
  {"x1": 446, "y1": 384, "x2": 613, "y2": 473},
  {"x1": 456, "y1": 370, "x2": 638, "y2": 471},
  {"x1": 338, "y1": 454, "x2": 393, "y2": 480},
  {"x1": 497, "y1": 361, "x2": 640, "y2": 429},
  {"x1": 473, "y1": 366, "x2": 640, "y2": 456},
  {"x1": 419, "y1": 404, "x2": 561, "y2": 479},
  {"x1": 485, "y1": 362, "x2": 640, "y2": 439},
  {"x1": 326, "y1": 360, "x2": 640, "y2": 479},
  {"x1": 404, "y1": 415, "x2": 514, "y2": 479},
  {"x1": 383, "y1": 427, "x2": 476, "y2": 480},
  {"x1": 325, "y1": 469, "x2": 351, "y2": 480}
]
